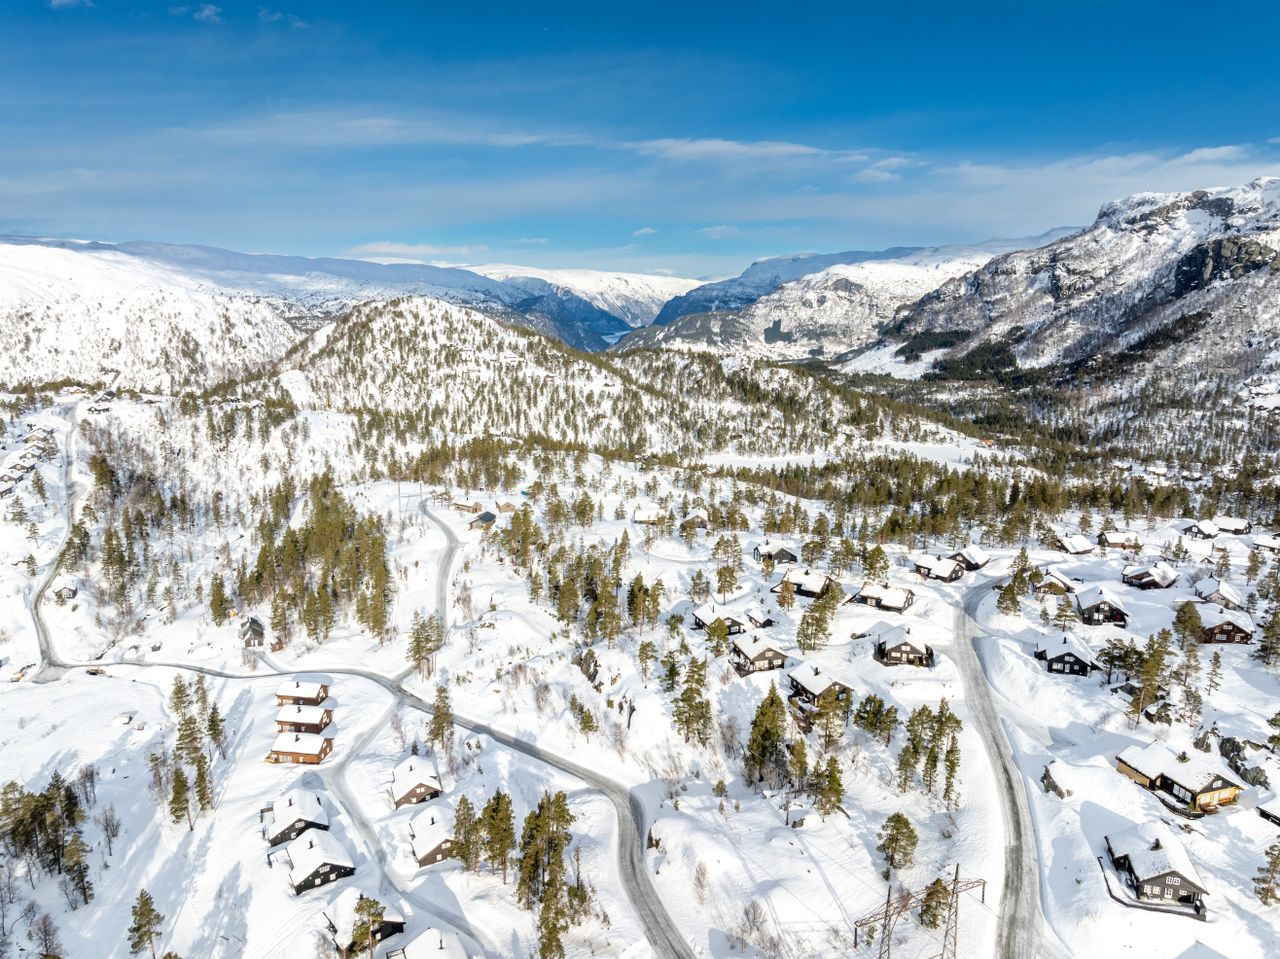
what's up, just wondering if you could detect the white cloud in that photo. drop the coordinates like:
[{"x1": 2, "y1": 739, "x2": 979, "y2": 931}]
[
  {"x1": 48, "y1": 0, "x2": 94, "y2": 9},
  {"x1": 632, "y1": 226, "x2": 657, "y2": 236},
  {"x1": 258, "y1": 7, "x2": 307, "y2": 27},
  {"x1": 698, "y1": 225, "x2": 740, "y2": 240},
  {"x1": 629, "y1": 137, "x2": 864, "y2": 163},
  {"x1": 194, "y1": 4, "x2": 222, "y2": 23},
  {"x1": 347, "y1": 241, "x2": 487, "y2": 259},
  {"x1": 516, "y1": 237, "x2": 548, "y2": 245}
]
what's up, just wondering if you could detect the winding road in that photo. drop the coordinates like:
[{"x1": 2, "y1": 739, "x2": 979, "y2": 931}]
[
  {"x1": 29, "y1": 462, "x2": 695, "y2": 957},
  {"x1": 956, "y1": 580, "x2": 1069, "y2": 959}
]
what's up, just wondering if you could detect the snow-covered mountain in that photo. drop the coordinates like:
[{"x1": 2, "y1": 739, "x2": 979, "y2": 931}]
[
  {"x1": 470, "y1": 265, "x2": 699, "y2": 329},
  {"x1": 890, "y1": 178, "x2": 1280, "y2": 379},
  {"x1": 615, "y1": 237, "x2": 1070, "y2": 361},
  {"x1": 0, "y1": 238, "x2": 677, "y2": 382}
]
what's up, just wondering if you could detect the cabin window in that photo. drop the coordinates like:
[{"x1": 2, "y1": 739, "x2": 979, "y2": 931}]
[{"x1": 1170, "y1": 877, "x2": 1180, "y2": 886}]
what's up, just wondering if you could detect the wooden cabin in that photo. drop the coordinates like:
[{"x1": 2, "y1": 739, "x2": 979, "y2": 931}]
[
  {"x1": 1121, "y1": 563, "x2": 1178, "y2": 590},
  {"x1": 408, "y1": 803, "x2": 454, "y2": 867},
  {"x1": 276, "y1": 704, "x2": 334, "y2": 735},
  {"x1": 730, "y1": 636, "x2": 787, "y2": 675},
  {"x1": 324, "y1": 890, "x2": 405, "y2": 959},
  {"x1": 772, "y1": 568, "x2": 838, "y2": 600},
  {"x1": 853, "y1": 582, "x2": 915, "y2": 612},
  {"x1": 1105, "y1": 822, "x2": 1207, "y2": 912},
  {"x1": 390, "y1": 757, "x2": 443, "y2": 809},
  {"x1": 691, "y1": 603, "x2": 745, "y2": 635},
  {"x1": 1197, "y1": 605, "x2": 1253, "y2": 644},
  {"x1": 1115, "y1": 741, "x2": 1241, "y2": 813},
  {"x1": 268, "y1": 733, "x2": 334, "y2": 765},
  {"x1": 875, "y1": 627, "x2": 934, "y2": 668},
  {"x1": 240, "y1": 615, "x2": 265, "y2": 648},
  {"x1": 276, "y1": 679, "x2": 331, "y2": 707},
  {"x1": 787, "y1": 664, "x2": 853, "y2": 710},
  {"x1": 949, "y1": 546, "x2": 991, "y2": 571},
  {"x1": 1076, "y1": 586, "x2": 1129, "y2": 627},
  {"x1": 262, "y1": 789, "x2": 328, "y2": 847},
  {"x1": 753, "y1": 541, "x2": 798, "y2": 565},
  {"x1": 285, "y1": 831, "x2": 355, "y2": 894},
  {"x1": 914, "y1": 555, "x2": 963, "y2": 583},
  {"x1": 1034, "y1": 635, "x2": 1098, "y2": 676}
]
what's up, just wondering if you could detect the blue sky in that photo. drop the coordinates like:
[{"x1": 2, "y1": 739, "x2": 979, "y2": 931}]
[{"x1": 3, "y1": 1, "x2": 1279, "y2": 276}]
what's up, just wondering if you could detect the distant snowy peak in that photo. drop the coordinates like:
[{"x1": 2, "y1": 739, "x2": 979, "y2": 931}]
[
  {"x1": 470, "y1": 265, "x2": 699, "y2": 328},
  {"x1": 891, "y1": 177, "x2": 1280, "y2": 376},
  {"x1": 617, "y1": 235, "x2": 1072, "y2": 362}
]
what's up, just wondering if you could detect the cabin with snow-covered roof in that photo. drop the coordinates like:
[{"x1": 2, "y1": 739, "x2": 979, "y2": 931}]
[
  {"x1": 773, "y1": 568, "x2": 838, "y2": 600},
  {"x1": 269, "y1": 732, "x2": 334, "y2": 765},
  {"x1": 1105, "y1": 821, "x2": 1207, "y2": 911},
  {"x1": 787, "y1": 664, "x2": 853, "y2": 710},
  {"x1": 276, "y1": 679, "x2": 331, "y2": 707},
  {"x1": 691, "y1": 603, "x2": 746, "y2": 635},
  {"x1": 390, "y1": 756, "x2": 442, "y2": 809},
  {"x1": 276, "y1": 704, "x2": 334, "y2": 735},
  {"x1": 1183, "y1": 519, "x2": 1219, "y2": 540},
  {"x1": 1121, "y1": 562, "x2": 1178, "y2": 590},
  {"x1": 913, "y1": 555, "x2": 963, "y2": 582},
  {"x1": 753, "y1": 541, "x2": 798, "y2": 565},
  {"x1": 284, "y1": 830, "x2": 355, "y2": 895},
  {"x1": 853, "y1": 582, "x2": 914, "y2": 612},
  {"x1": 1076, "y1": 585, "x2": 1129, "y2": 627},
  {"x1": 1195, "y1": 604, "x2": 1254, "y2": 644},
  {"x1": 1194, "y1": 577, "x2": 1243, "y2": 610},
  {"x1": 1048, "y1": 530, "x2": 1095, "y2": 555},
  {"x1": 261, "y1": 789, "x2": 329, "y2": 847},
  {"x1": 1034, "y1": 635, "x2": 1098, "y2": 676},
  {"x1": 322, "y1": 888, "x2": 405, "y2": 958},
  {"x1": 730, "y1": 635, "x2": 787, "y2": 675},
  {"x1": 1115, "y1": 741, "x2": 1241, "y2": 813},
  {"x1": 948, "y1": 545, "x2": 991, "y2": 571},
  {"x1": 408, "y1": 802, "x2": 454, "y2": 867}
]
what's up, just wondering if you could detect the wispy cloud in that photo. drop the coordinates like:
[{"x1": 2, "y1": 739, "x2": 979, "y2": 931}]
[
  {"x1": 169, "y1": 4, "x2": 222, "y2": 22},
  {"x1": 516, "y1": 237, "x2": 547, "y2": 245},
  {"x1": 697, "y1": 224, "x2": 740, "y2": 239},
  {"x1": 627, "y1": 137, "x2": 864, "y2": 162},
  {"x1": 347, "y1": 240, "x2": 487, "y2": 259},
  {"x1": 633, "y1": 226, "x2": 657, "y2": 236},
  {"x1": 258, "y1": 7, "x2": 307, "y2": 28},
  {"x1": 48, "y1": 0, "x2": 94, "y2": 9}
]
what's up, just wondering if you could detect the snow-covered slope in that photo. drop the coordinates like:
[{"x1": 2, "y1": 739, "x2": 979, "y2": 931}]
[
  {"x1": 616, "y1": 238, "x2": 1069, "y2": 361},
  {"x1": 0, "y1": 240, "x2": 302, "y2": 391},
  {"x1": 471, "y1": 264, "x2": 700, "y2": 329},
  {"x1": 0, "y1": 238, "x2": 652, "y2": 380},
  {"x1": 891, "y1": 178, "x2": 1280, "y2": 378}
]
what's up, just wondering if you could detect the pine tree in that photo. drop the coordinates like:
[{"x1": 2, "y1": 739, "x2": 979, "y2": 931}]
[
  {"x1": 168, "y1": 676, "x2": 191, "y2": 719},
  {"x1": 1172, "y1": 601, "x2": 1203, "y2": 649},
  {"x1": 193, "y1": 755, "x2": 213, "y2": 813},
  {"x1": 876, "y1": 812, "x2": 918, "y2": 874},
  {"x1": 128, "y1": 889, "x2": 165, "y2": 959},
  {"x1": 1255, "y1": 843, "x2": 1280, "y2": 905},
  {"x1": 637, "y1": 640, "x2": 656, "y2": 680},
  {"x1": 1207, "y1": 651, "x2": 1223, "y2": 694},
  {"x1": 1257, "y1": 613, "x2": 1280, "y2": 667},
  {"x1": 453, "y1": 795, "x2": 481, "y2": 871},
  {"x1": 943, "y1": 734, "x2": 962, "y2": 806},
  {"x1": 776, "y1": 579, "x2": 796, "y2": 611},
  {"x1": 706, "y1": 618, "x2": 730, "y2": 657},
  {"x1": 65, "y1": 831, "x2": 94, "y2": 904},
  {"x1": 1053, "y1": 595, "x2": 1078, "y2": 630},
  {"x1": 350, "y1": 895, "x2": 386, "y2": 959},
  {"x1": 788, "y1": 738, "x2": 808, "y2": 788},
  {"x1": 896, "y1": 745, "x2": 917, "y2": 793},
  {"x1": 996, "y1": 582, "x2": 1020, "y2": 616},
  {"x1": 674, "y1": 658, "x2": 712, "y2": 745},
  {"x1": 176, "y1": 714, "x2": 202, "y2": 766},
  {"x1": 920, "y1": 878, "x2": 950, "y2": 928},
  {"x1": 744, "y1": 684, "x2": 787, "y2": 785},
  {"x1": 206, "y1": 703, "x2": 227, "y2": 760},
  {"x1": 428, "y1": 684, "x2": 454, "y2": 752},
  {"x1": 813, "y1": 756, "x2": 843, "y2": 820},
  {"x1": 169, "y1": 766, "x2": 192, "y2": 831},
  {"x1": 482, "y1": 790, "x2": 517, "y2": 883},
  {"x1": 209, "y1": 573, "x2": 229, "y2": 625}
]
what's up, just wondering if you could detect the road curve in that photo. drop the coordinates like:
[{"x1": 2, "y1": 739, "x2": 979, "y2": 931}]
[
  {"x1": 956, "y1": 581, "x2": 1069, "y2": 959},
  {"x1": 40, "y1": 479, "x2": 693, "y2": 957}
]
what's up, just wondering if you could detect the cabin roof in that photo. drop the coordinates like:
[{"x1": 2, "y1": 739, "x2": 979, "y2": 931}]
[
  {"x1": 391, "y1": 757, "x2": 442, "y2": 795},
  {"x1": 267, "y1": 789, "x2": 328, "y2": 832},
  {"x1": 276, "y1": 704, "x2": 330, "y2": 725},
  {"x1": 1116, "y1": 740, "x2": 1238, "y2": 795},
  {"x1": 272, "y1": 732, "x2": 332, "y2": 756},
  {"x1": 276, "y1": 679, "x2": 328, "y2": 699},
  {"x1": 1106, "y1": 821, "x2": 1206, "y2": 891},
  {"x1": 287, "y1": 830, "x2": 352, "y2": 885}
]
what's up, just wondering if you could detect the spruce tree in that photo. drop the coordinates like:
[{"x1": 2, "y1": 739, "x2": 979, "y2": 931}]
[
  {"x1": 482, "y1": 790, "x2": 517, "y2": 883},
  {"x1": 744, "y1": 684, "x2": 787, "y2": 785},
  {"x1": 1255, "y1": 843, "x2": 1280, "y2": 905},
  {"x1": 169, "y1": 766, "x2": 192, "y2": 831},
  {"x1": 65, "y1": 831, "x2": 94, "y2": 904},
  {"x1": 428, "y1": 684, "x2": 454, "y2": 752},
  {"x1": 453, "y1": 795, "x2": 481, "y2": 871},
  {"x1": 128, "y1": 889, "x2": 165, "y2": 959},
  {"x1": 193, "y1": 755, "x2": 213, "y2": 813},
  {"x1": 168, "y1": 676, "x2": 191, "y2": 719},
  {"x1": 920, "y1": 878, "x2": 950, "y2": 927}
]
